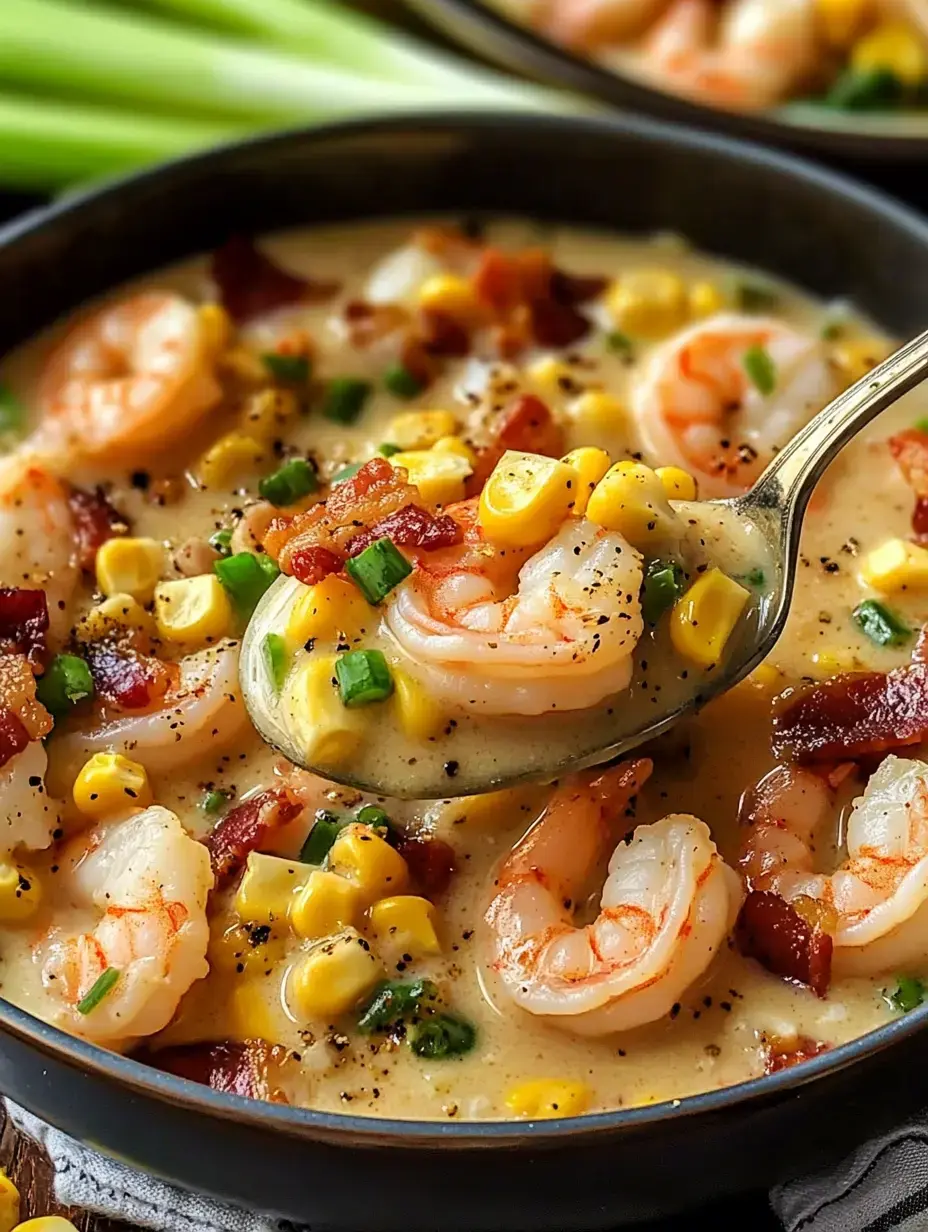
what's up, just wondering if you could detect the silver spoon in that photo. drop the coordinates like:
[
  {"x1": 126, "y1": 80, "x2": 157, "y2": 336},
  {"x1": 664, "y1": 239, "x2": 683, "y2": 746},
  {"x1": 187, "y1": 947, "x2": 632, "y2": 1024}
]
[{"x1": 241, "y1": 329, "x2": 928, "y2": 799}]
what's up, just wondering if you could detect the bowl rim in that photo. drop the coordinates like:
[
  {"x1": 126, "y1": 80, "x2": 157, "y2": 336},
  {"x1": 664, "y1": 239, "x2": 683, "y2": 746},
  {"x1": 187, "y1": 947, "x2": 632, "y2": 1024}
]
[
  {"x1": 408, "y1": 0, "x2": 928, "y2": 158},
  {"x1": 5, "y1": 108, "x2": 928, "y2": 1145}
]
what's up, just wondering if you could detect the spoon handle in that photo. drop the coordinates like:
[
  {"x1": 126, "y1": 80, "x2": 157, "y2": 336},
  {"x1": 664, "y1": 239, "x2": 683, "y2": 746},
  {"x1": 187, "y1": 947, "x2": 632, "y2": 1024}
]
[{"x1": 741, "y1": 327, "x2": 928, "y2": 523}]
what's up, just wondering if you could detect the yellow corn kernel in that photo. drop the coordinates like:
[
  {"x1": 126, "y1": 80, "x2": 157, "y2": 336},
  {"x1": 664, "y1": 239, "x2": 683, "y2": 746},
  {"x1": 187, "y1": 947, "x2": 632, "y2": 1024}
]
[
  {"x1": 655, "y1": 465, "x2": 698, "y2": 502},
  {"x1": 388, "y1": 410, "x2": 459, "y2": 450},
  {"x1": 217, "y1": 346, "x2": 268, "y2": 384},
  {"x1": 0, "y1": 862, "x2": 41, "y2": 924},
  {"x1": 12, "y1": 1220, "x2": 79, "y2": 1232},
  {"x1": 328, "y1": 823, "x2": 409, "y2": 906},
  {"x1": 504, "y1": 1079, "x2": 592, "y2": 1119},
  {"x1": 560, "y1": 447, "x2": 611, "y2": 516},
  {"x1": 0, "y1": 1168, "x2": 18, "y2": 1232},
  {"x1": 291, "y1": 870, "x2": 363, "y2": 941},
  {"x1": 859, "y1": 537, "x2": 928, "y2": 592},
  {"x1": 369, "y1": 895, "x2": 441, "y2": 957},
  {"x1": 95, "y1": 536, "x2": 164, "y2": 603},
  {"x1": 389, "y1": 449, "x2": 471, "y2": 506},
  {"x1": 392, "y1": 665, "x2": 446, "y2": 741},
  {"x1": 586, "y1": 460, "x2": 680, "y2": 545},
  {"x1": 198, "y1": 302, "x2": 232, "y2": 356},
  {"x1": 479, "y1": 450, "x2": 578, "y2": 547},
  {"x1": 816, "y1": 0, "x2": 872, "y2": 48},
  {"x1": 670, "y1": 568, "x2": 750, "y2": 669},
  {"x1": 283, "y1": 654, "x2": 369, "y2": 768},
  {"x1": 432, "y1": 435, "x2": 477, "y2": 466},
  {"x1": 606, "y1": 270, "x2": 688, "y2": 339},
  {"x1": 209, "y1": 922, "x2": 288, "y2": 975},
  {"x1": 438, "y1": 784, "x2": 546, "y2": 829},
  {"x1": 288, "y1": 929, "x2": 385, "y2": 1020},
  {"x1": 154, "y1": 574, "x2": 233, "y2": 646},
  {"x1": 75, "y1": 593, "x2": 156, "y2": 644},
  {"x1": 688, "y1": 280, "x2": 726, "y2": 318},
  {"x1": 829, "y1": 336, "x2": 891, "y2": 388},
  {"x1": 566, "y1": 391, "x2": 628, "y2": 435},
  {"x1": 240, "y1": 388, "x2": 299, "y2": 440},
  {"x1": 234, "y1": 852, "x2": 306, "y2": 927},
  {"x1": 852, "y1": 21, "x2": 926, "y2": 85},
  {"x1": 285, "y1": 574, "x2": 372, "y2": 653},
  {"x1": 72, "y1": 752, "x2": 152, "y2": 820},
  {"x1": 417, "y1": 274, "x2": 482, "y2": 324},
  {"x1": 746, "y1": 662, "x2": 783, "y2": 691},
  {"x1": 809, "y1": 650, "x2": 857, "y2": 678},
  {"x1": 527, "y1": 356, "x2": 579, "y2": 400},
  {"x1": 230, "y1": 978, "x2": 280, "y2": 1043},
  {"x1": 197, "y1": 431, "x2": 268, "y2": 489}
]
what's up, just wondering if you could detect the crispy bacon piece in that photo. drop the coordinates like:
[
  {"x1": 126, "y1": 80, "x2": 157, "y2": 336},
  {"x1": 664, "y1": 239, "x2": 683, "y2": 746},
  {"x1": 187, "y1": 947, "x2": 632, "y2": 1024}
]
[
  {"x1": 418, "y1": 309, "x2": 470, "y2": 358},
  {"x1": 735, "y1": 890, "x2": 833, "y2": 997},
  {"x1": 67, "y1": 485, "x2": 129, "y2": 571},
  {"x1": 212, "y1": 235, "x2": 339, "y2": 324},
  {"x1": 85, "y1": 643, "x2": 173, "y2": 712},
  {"x1": 205, "y1": 786, "x2": 303, "y2": 886},
  {"x1": 397, "y1": 835, "x2": 456, "y2": 899},
  {"x1": 763, "y1": 1034, "x2": 829, "y2": 1075},
  {"x1": 467, "y1": 394, "x2": 566, "y2": 495},
  {"x1": 0, "y1": 706, "x2": 29, "y2": 771},
  {"x1": 0, "y1": 588, "x2": 49, "y2": 665},
  {"x1": 288, "y1": 545, "x2": 346, "y2": 587},
  {"x1": 347, "y1": 504, "x2": 463, "y2": 558},
  {"x1": 472, "y1": 247, "x2": 603, "y2": 351},
  {"x1": 141, "y1": 1041, "x2": 288, "y2": 1102},
  {"x1": 343, "y1": 300, "x2": 408, "y2": 348},
  {"x1": 772, "y1": 663, "x2": 928, "y2": 763}
]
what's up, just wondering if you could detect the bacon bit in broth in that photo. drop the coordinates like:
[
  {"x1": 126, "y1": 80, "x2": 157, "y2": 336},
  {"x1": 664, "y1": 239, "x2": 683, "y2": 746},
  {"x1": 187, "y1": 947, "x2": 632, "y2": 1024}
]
[
  {"x1": 212, "y1": 236, "x2": 339, "y2": 324},
  {"x1": 0, "y1": 587, "x2": 49, "y2": 665},
  {"x1": 67, "y1": 485, "x2": 129, "y2": 571},
  {"x1": 735, "y1": 890, "x2": 833, "y2": 997},
  {"x1": 205, "y1": 786, "x2": 303, "y2": 885}
]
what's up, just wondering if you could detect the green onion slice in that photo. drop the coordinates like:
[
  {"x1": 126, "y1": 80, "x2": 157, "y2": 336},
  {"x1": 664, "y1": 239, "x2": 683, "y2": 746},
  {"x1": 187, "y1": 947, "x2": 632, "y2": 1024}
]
[
  {"x1": 734, "y1": 281, "x2": 780, "y2": 313},
  {"x1": 200, "y1": 789, "x2": 229, "y2": 815},
  {"x1": 345, "y1": 537, "x2": 411, "y2": 604},
  {"x1": 299, "y1": 809, "x2": 347, "y2": 865},
  {"x1": 262, "y1": 632, "x2": 288, "y2": 692},
  {"x1": 384, "y1": 362, "x2": 424, "y2": 400},
  {"x1": 322, "y1": 377, "x2": 372, "y2": 425},
  {"x1": 378, "y1": 442, "x2": 402, "y2": 458},
  {"x1": 640, "y1": 559, "x2": 685, "y2": 625},
  {"x1": 77, "y1": 967, "x2": 120, "y2": 1015},
  {"x1": 261, "y1": 353, "x2": 311, "y2": 385},
  {"x1": 335, "y1": 649, "x2": 394, "y2": 707},
  {"x1": 852, "y1": 599, "x2": 911, "y2": 648},
  {"x1": 889, "y1": 975, "x2": 926, "y2": 1014},
  {"x1": 742, "y1": 344, "x2": 777, "y2": 396},
  {"x1": 257, "y1": 457, "x2": 318, "y2": 507},
  {"x1": 0, "y1": 383, "x2": 24, "y2": 434},
  {"x1": 36, "y1": 653, "x2": 94, "y2": 719},
  {"x1": 605, "y1": 330, "x2": 634, "y2": 358},
  {"x1": 826, "y1": 67, "x2": 904, "y2": 112},
  {"x1": 214, "y1": 552, "x2": 280, "y2": 619},
  {"x1": 209, "y1": 528, "x2": 233, "y2": 557}
]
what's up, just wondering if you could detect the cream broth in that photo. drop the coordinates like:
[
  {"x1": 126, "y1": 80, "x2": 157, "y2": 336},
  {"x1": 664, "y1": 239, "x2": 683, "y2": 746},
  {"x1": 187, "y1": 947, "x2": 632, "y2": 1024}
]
[{"x1": 0, "y1": 219, "x2": 923, "y2": 1122}]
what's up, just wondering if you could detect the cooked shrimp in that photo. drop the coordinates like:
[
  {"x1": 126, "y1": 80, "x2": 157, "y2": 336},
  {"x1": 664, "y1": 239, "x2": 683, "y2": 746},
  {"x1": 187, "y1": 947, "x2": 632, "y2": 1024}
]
[
  {"x1": 485, "y1": 759, "x2": 742, "y2": 1034},
  {"x1": 386, "y1": 500, "x2": 644, "y2": 716},
  {"x1": 543, "y1": 0, "x2": 671, "y2": 47},
  {"x1": 0, "y1": 654, "x2": 58, "y2": 854},
  {"x1": 32, "y1": 293, "x2": 222, "y2": 465},
  {"x1": 49, "y1": 640, "x2": 248, "y2": 788},
  {"x1": 741, "y1": 756, "x2": 928, "y2": 975},
  {"x1": 632, "y1": 313, "x2": 834, "y2": 498},
  {"x1": 641, "y1": 0, "x2": 818, "y2": 110},
  {"x1": 0, "y1": 454, "x2": 77, "y2": 642},
  {"x1": 42, "y1": 805, "x2": 212, "y2": 1045}
]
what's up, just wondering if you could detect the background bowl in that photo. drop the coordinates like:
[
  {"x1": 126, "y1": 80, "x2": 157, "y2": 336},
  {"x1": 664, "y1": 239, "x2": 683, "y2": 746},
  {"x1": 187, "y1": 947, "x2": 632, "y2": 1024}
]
[
  {"x1": 407, "y1": 0, "x2": 928, "y2": 162},
  {"x1": 4, "y1": 113, "x2": 928, "y2": 1230}
]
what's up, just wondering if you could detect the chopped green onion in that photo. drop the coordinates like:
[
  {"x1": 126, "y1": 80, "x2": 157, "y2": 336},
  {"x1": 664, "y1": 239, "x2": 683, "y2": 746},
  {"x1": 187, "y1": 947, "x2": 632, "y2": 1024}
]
[
  {"x1": 209, "y1": 528, "x2": 233, "y2": 557},
  {"x1": 263, "y1": 632, "x2": 288, "y2": 692},
  {"x1": 0, "y1": 384, "x2": 24, "y2": 435},
  {"x1": 640, "y1": 559, "x2": 685, "y2": 625},
  {"x1": 735, "y1": 281, "x2": 780, "y2": 313},
  {"x1": 261, "y1": 353, "x2": 311, "y2": 385},
  {"x1": 335, "y1": 649, "x2": 394, "y2": 708},
  {"x1": 76, "y1": 967, "x2": 120, "y2": 1015},
  {"x1": 299, "y1": 809, "x2": 347, "y2": 865},
  {"x1": 605, "y1": 330, "x2": 634, "y2": 358},
  {"x1": 345, "y1": 537, "x2": 412, "y2": 604},
  {"x1": 889, "y1": 975, "x2": 926, "y2": 1014},
  {"x1": 743, "y1": 567, "x2": 767, "y2": 589},
  {"x1": 257, "y1": 457, "x2": 318, "y2": 507},
  {"x1": 378, "y1": 442, "x2": 402, "y2": 458},
  {"x1": 356, "y1": 804, "x2": 390, "y2": 831},
  {"x1": 384, "y1": 362, "x2": 424, "y2": 400},
  {"x1": 322, "y1": 378, "x2": 372, "y2": 425},
  {"x1": 820, "y1": 322, "x2": 845, "y2": 342},
  {"x1": 214, "y1": 551, "x2": 280, "y2": 619},
  {"x1": 826, "y1": 67, "x2": 904, "y2": 112},
  {"x1": 331, "y1": 462, "x2": 362, "y2": 486},
  {"x1": 916, "y1": 418, "x2": 928, "y2": 435},
  {"x1": 357, "y1": 978, "x2": 439, "y2": 1035},
  {"x1": 200, "y1": 789, "x2": 230, "y2": 815},
  {"x1": 36, "y1": 653, "x2": 94, "y2": 719},
  {"x1": 408, "y1": 1012, "x2": 476, "y2": 1060},
  {"x1": 852, "y1": 599, "x2": 911, "y2": 648},
  {"x1": 743, "y1": 345, "x2": 777, "y2": 396}
]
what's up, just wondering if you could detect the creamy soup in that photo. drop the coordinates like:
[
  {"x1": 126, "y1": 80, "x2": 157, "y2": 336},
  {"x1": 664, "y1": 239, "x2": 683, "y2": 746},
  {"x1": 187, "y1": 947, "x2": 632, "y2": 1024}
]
[{"x1": 1, "y1": 217, "x2": 926, "y2": 1122}]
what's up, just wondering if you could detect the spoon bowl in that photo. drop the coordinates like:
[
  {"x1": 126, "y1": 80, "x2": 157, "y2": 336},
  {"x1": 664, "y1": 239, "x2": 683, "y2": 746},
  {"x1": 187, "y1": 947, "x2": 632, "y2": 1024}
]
[{"x1": 241, "y1": 330, "x2": 928, "y2": 799}]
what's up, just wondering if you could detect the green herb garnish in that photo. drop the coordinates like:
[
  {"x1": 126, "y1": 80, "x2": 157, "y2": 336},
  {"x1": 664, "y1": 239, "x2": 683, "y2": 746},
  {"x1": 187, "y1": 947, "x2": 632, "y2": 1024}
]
[
  {"x1": 257, "y1": 457, "x2": 318, "y2": 507},
  {"x1": 263, "y1": 632, "x2": 288, "y2": 692},
  {"x1": 889, "y1": 975, "x2": 926, "y2": 1014},
  {"x1": 408, "y1": 1012, "x2": 476, "y2": 1059},
  {"x1": 345, "y1": 537, "x2": 412, "y2": 604},
  {"x1": 36, "y1": 653, "x2": 94, "y2": 719},
  {"x1": 261, "y1": 353, "x2": 311, "y2": 385},
  {"x1": 299, "y1": 810, "x2": 347, "y2": 865},
  {"x1": 335, "y1": 649, "x2": 394, "y2": 707},
  {"x1": 323, "y1": 377, "x2": 372, "y2": 425},
  {"x1": 214, "y1": 552, "x2": 280, "y2": 620},
  {"x1": 200, "y1": 789, "x2": 230, "y2": 815},
  {"x1": 209, "y1": 528, "x2": 233, "y2": 557},
  {"x1": 641, "y1": 559, "x2": 685, "y2": 625},
  {"x1": 378, "y1": 442, "x2": 402, "y2": 458},
  {"x1": 743, "y1": 567, "x2": 767, "y2": 588},
  {"x1": 77, "y1": 967, "x2": 120, "y2": 1015},
  {"x1": 357, "y1": 978, "x2": 440, "y2": 1035},
  {"x1": 852, "y1": 598, "x2": 911, "y2": 647},
  {"x1": 742, "y1": 344, "x2": 777, "y2": 396},
  {"x1": 384, "y1": 362, "x2": 424, "y2": 400}
]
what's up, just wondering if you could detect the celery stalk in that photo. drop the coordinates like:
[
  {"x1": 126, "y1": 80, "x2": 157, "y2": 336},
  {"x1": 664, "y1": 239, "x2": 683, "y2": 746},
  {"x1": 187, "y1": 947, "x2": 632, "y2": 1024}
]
[
  {"x1": 0, "y1": 0, "x2": 446, "y2": 122},
  {"x1": 0, "y1": 91, "x2": 236, "y2": 191}
]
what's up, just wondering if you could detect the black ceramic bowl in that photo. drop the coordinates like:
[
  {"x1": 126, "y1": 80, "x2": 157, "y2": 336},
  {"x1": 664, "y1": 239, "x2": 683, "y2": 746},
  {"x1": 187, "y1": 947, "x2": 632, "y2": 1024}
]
[
  {"x1": 409, "y1": 0, "x2": 928, "y2": 162},
  {"x1": 4, "y1": 113, "x2": 928, "y2": 1231}
]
